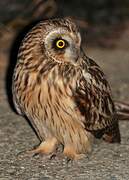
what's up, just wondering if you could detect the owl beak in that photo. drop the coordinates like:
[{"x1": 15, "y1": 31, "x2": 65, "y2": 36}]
[{"x1": 65, "y1": 46, "x2": 80, "y2": 64}]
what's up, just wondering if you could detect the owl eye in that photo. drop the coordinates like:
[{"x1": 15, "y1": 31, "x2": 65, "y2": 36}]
[{"x1": 56, "y1": 39, "x2": 65, "y2": 49}]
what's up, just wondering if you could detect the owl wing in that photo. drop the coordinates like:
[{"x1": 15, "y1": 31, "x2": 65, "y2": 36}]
[
  {"x1": 75, "y1": 55, "x2": 117, "y2": 133},
  {"x1": 12, "y1": 82, "x2": 23, "y2": 115}
]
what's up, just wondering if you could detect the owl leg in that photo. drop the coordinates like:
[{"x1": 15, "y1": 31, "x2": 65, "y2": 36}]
[
  {"x1": 26, "y1": 137, "x2": 58, "y2": 156},
  {"x1": 62, "y1": 128, "x2": 92, "y2": 160}
]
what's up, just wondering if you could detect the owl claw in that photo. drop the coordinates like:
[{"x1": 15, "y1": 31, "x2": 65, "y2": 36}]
[
  {"x1": 49, "y1": 151, "x2": 72, "y2": 162},
  {"x1": 16, "y1": 149, "x2": 37, "y2": 158},
  {"x1": 17, "y1": 150, "x2": 26, "y2": 157},
  {"x1": 32, "y1": 152, "x2": 40, "y2": 157},
  {"x1": 66, "y1": 157, "x2": 73, "y2": 164},
  {"x1": 17, "y1": 148, "x2": 50, "y2": 158},
  {"x1": 49, "y1": 153, "x2": 57, "y2": 160}
]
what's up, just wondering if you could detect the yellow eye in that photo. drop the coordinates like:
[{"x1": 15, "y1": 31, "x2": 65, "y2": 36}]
[{"x1": 56, "y1": 39, "x2": 65, "y2": 49}]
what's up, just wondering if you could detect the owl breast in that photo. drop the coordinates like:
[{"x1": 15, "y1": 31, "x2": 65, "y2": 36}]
[{"x1": 15, "y1": 64, "x2": 87, "y2": 145}]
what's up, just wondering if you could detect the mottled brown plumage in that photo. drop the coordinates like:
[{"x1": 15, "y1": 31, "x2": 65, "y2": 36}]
[{"x1": 12, "y1": 17, "x2": 121, "y2": 160}]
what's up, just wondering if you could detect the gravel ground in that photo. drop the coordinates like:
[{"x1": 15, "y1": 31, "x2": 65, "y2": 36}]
[{"x1": 0, "y1": 29, "x2": 129, "y2": 180}]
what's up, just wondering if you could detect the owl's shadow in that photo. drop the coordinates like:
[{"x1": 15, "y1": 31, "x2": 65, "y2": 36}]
[{"x1": 6, "y1": 20, "x2": 44, "y2": 112}]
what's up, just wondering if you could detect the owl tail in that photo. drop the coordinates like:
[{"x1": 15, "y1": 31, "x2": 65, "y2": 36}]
[{"x1": 115, "y1": 101, "x2": 129, "y2": 120}]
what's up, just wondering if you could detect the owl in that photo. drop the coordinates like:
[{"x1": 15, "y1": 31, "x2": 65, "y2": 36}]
[{"x1": 12, "y1": 17, "x2": 121, "y2": 160}]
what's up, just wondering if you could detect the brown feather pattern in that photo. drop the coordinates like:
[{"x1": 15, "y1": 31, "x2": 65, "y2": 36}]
[{"x1": 12, "y1": 18, "x2": 120, "y2": 159}]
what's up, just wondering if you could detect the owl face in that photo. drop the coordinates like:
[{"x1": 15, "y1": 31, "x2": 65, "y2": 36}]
[{"x1": 43, "y1": 18, "x2": 81, "y2": 65}]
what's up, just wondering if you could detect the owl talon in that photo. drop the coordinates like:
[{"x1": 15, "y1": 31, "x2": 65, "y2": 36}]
[
  {"x1": 16, "y1": 149, "x2": 38, "y2": 158},
  {"x1": 32, "y1": 152, "x2": 40, "y2": 157},
  {"x1": 49, "y1": 153, "x2": 57, "y2": 160},
  {"x1": 49, "y1": 151, "x2": 64, "y2": 160},
  {"x1": 66, "y1": 157, "x2": 73, "y2": 164},
  {"x1": 17, "y1": 150, "x2": 27, "y2": 157}
]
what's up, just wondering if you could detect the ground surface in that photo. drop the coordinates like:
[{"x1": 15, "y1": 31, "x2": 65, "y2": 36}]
[{"x1": 0, "y1": 27, "x2": 129, "y2": 180}]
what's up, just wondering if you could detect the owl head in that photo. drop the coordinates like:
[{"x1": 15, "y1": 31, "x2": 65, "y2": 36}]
[
  {"x1": 20, "y1": 18, "x2": 82, "y2": 66},
  {"x1": 40, "y1": 18, "x2": 81, "y2": 65}
]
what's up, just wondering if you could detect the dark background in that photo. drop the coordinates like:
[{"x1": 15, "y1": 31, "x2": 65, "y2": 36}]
[{"x1": 0, "y1": 0, "x2": 129, "y2": 47}]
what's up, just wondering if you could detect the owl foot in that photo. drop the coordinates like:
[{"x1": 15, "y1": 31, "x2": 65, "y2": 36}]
[
  {"x1": 49, "y1": 145, "x2": 85, "y2": 162},
  {"x1": 18, "y1": 138, "x2": 58, "y2": 157},
  {"x1": 30, "y1": 138, "x2": 58, "y2": 156},
  {"x1": 63, "y1": 146, "x2": 85, "y2": 160}
]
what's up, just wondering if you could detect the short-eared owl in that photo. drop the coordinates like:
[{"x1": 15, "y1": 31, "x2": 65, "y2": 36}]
[{"x1": 12, "y1": 17, "x2": 121, "y2": 160}]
